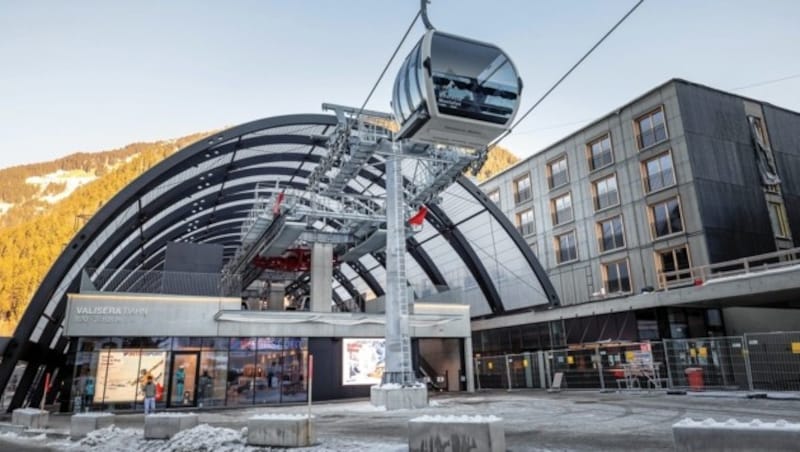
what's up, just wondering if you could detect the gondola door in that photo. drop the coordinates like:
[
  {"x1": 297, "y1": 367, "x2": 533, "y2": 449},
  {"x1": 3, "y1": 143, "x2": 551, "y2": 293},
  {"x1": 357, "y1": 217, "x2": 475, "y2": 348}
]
[{"x1": 167, "y1": 352, "x2": 200, "y2": 408}]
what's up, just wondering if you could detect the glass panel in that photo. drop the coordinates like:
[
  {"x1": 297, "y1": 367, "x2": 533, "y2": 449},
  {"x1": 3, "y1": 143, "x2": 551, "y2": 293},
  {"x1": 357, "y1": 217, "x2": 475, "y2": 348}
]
[
  {"x1": 170, "y1": 353, "x2": 198, "y2": 407},
  {"x1": 227, "y1": 349, "x2": 255, "y2": 406},
  {"x1": 281, "y1": 338, "x2": 308, "y2": 403},
  {"x1": 256, "y1": 338, "x2": 284, "y2": 404},
  {"x1": 398, "y1": 57, "x2": 412, "y2": 120},
  {"x1": 430, "y1": 33, "x2": 519, "y2": 124},
  {"x1": 199, "y1": 351, "x2": 227, "y2": 407},
  {"x1": 407, "y1": 43, "x2": 423, "y2": 112}
]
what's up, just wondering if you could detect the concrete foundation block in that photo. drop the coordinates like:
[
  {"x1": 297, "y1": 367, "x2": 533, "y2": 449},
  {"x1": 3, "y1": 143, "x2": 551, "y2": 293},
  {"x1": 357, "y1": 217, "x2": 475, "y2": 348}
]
[
  {"x1": 673, "y1": 418, "x2": 800, "y2": 451},
  {"x1": 409, "y1": 415, "x2": 505, "y2": 452},
  {"x1": 246, "y1": 414, "x2": 315, "y2": 447},
  {"x1": 11, "y1": 408, "x2": 49, "y2": 429},
  {"x1": 0, "y1": 422, "x2": 25, "y2": 434},
  {"x1": 144, "y1": 413, "x2": 199, "y2": 440},
  {"x1": 370, "y1": 385, "x2": 428, "y2": 410},
  {"x1": 71, "y1": 412, "x2": 116, "y2": 439}
]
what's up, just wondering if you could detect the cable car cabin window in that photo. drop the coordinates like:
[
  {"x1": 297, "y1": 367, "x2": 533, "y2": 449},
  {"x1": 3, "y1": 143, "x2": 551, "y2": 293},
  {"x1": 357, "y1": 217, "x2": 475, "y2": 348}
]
[
  {"x1": 430, "y1": 34, "x2": 519, "y2": 125},
  {"x1": 397, "y1": 57, "x2": 412, "y2": 121},
  {"x1": 407, "y1": 43, "x2": 425, "y2": 114}
]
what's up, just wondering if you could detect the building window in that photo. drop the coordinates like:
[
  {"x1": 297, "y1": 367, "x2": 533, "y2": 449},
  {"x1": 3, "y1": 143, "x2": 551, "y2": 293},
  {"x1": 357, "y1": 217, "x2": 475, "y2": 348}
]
[
  {"x1": 547, "y1": 156, "x2": 568, "y2": 189},
  {"x1": 649, "y1": 197, "x2": 683, "y2": 238},
  {"x1": 642, "y1": 152, "x2": 676, "y2": 193},
  {"x1": 587, "y1": 134, "x2": 613, "y2": 171},
  {"x1": 635, "y1": 107, "x2": 668, "y2": 149},
  {"x1": 515, "y1": 209, "x2": 535, "y2": 236},
  {"x1": 656, "y1": 246, "x2": 692, "y2": 282},
  {"x1": 488, "y1": 189, "x2": 500, "y2": 206},
  {"x1": 597, "y1": 216, "x2": 625, "y2": 252},
  {"x1": 603, "y1": 260, "x2": 631, "y2": 294},
  {"x1": 592, "y1": 174, "x2": 619, "y2": 211},
  {"x1": 551, "y1": 193, "x2": 573, "y2": 226},
  {"x1": 768, "y1": 202, "x2": 790, "y2": 238},
  {"x1": 513, "y1": 174, "x2": 532, "y2": 204},
  {"x1": 555, "y1": 231, "x2": 578, "y2": 264}
]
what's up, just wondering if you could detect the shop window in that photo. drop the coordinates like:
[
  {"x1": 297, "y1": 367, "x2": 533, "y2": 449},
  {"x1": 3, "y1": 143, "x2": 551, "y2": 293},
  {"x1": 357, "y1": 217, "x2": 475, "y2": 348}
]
[
  {"x1": 587, "y1": 134, "x2": 613, "y2": 171},
  {"x1": 642, "y1": 151, "x2": 675, "y2": 193},
  {"x1": 551, "y1": 192, "x2": 573, "y2": 226},
  {"x1": 547, "y1": 156, "x2": 569, "y2": 189},
  {"x1": 635, "y1": 107, "x2": 668, "y2": 149},
  {"x1": 555, "y1": 230, "x2": 578, "y2": 264},
  {"x1": 649, "y1": 197, "x2": 683, "y2": 238},
  {"x1": 592, "y1": 173, "x2": 619, "y2": 211}
]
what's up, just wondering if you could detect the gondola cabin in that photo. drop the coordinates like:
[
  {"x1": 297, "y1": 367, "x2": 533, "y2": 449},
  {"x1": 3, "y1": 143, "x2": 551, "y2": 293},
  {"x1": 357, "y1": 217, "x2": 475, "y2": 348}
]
[{"x1": 392, "y1": 30, "x2": 522, "y2": 150}]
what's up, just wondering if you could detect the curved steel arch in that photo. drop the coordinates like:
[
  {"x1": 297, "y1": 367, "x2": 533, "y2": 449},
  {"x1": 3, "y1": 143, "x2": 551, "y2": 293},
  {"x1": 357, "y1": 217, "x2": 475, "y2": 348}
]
[{"x1": 0, "y1": 113, "x2": 559, "y2": 411}]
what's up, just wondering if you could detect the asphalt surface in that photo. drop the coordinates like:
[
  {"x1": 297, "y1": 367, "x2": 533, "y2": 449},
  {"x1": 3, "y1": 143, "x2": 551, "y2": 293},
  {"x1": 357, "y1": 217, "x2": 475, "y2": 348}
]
[{"x1": 1, "y1": 390, "x2": 798, "y2": 451}]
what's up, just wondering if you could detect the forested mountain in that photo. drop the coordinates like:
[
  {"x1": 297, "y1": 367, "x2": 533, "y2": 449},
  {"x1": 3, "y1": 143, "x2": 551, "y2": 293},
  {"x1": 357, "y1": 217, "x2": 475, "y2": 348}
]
[{"x1": 0, "y1": 135, "x2": 518, "y2": 335}]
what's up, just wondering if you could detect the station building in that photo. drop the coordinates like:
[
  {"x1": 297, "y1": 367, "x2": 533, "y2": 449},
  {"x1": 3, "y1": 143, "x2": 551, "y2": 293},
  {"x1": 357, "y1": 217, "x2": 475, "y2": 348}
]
[{"x1": 475, "y1": 79, "x2": 800, "y2": 356}]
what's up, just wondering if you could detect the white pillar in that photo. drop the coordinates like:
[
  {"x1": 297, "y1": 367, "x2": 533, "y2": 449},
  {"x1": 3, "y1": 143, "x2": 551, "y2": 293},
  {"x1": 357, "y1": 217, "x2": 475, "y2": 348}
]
[
  {"x1": 464, "y1": 338, "x2": 475, "y2": 392},
  {"x1": 268, "y1": 282, "x2": 284, "y2": 311},
  {"x1": 310, "y1": 242, "x2": 332, "y2": 312}
]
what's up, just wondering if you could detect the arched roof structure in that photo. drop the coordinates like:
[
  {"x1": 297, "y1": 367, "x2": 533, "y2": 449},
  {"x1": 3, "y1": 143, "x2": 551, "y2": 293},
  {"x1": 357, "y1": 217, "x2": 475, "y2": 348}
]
[{"x1": 0, "y1": 113, "x2": 558, "y2": 410}]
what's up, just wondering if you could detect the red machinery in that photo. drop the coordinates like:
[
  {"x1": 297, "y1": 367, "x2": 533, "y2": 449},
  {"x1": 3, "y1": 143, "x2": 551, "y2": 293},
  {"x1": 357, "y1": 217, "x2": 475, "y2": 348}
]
[{"x1": 251, "y1": 248, "x2": 339, "y2": 272}]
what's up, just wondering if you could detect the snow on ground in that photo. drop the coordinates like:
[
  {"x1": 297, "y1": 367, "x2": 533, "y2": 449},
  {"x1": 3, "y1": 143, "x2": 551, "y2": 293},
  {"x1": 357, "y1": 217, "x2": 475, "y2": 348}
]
[
  {"x1": 25, "y1": 169, "x2": 97, "y2": 203},
  {"x1": 0, "y1": 201, "x2": 12, "y2": 215}
]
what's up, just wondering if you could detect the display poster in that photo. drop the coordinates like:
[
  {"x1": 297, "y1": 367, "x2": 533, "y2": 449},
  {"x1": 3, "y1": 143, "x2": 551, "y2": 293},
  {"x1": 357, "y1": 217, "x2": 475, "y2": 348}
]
[
  {"x1": 342, "y1": 338, "x2": 385, "y2": 386},
  {"x1": 95, "y1": 350, "x2": 166, "y2": 402}
]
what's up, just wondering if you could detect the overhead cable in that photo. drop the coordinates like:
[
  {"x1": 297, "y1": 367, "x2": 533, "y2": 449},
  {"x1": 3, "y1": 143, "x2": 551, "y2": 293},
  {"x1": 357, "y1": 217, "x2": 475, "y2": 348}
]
[{"x1": 488, "y1": 0, "x2": 646, "y2": 149}]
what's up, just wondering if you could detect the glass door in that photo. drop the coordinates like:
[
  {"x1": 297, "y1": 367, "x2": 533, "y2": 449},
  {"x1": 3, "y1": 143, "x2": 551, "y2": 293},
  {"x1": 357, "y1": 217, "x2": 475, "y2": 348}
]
[{"x1": 168, "y1": 352, "x2": 199, "y2": 408}]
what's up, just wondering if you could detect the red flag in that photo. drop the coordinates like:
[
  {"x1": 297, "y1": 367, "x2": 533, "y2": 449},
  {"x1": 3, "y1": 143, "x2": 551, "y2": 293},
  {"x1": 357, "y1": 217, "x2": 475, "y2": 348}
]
[{"x1": 408, "y1": 206, "x2": 428, "y2": 226}]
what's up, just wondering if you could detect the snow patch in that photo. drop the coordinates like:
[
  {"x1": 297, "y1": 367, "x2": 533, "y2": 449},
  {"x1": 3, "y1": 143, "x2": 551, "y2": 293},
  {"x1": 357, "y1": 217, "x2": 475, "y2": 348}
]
[
  {"x1": 25, "y1": 169, "x2": 97, "y2": 203},
  {"x1": 674, "y1": 417, "x2": 800, "y2": 430},
  {"x1": 410, "y1": 414, "x2": 502, "y2": 423},
  {"x1": 147, "y1": 412, "x2": 196, "y2": 417},
  {"x1": 74, "y1": 412, "x2": 114, "y2": 417},
  {"x1": 0, "y1": 202, "x2": 12, "y2": 215},
  {"x1": 12, "y1": 408, "x2": 47, "y2": 414},
  {"x1": 250, "y1": 413, "x2": 312, "y2": 420}
]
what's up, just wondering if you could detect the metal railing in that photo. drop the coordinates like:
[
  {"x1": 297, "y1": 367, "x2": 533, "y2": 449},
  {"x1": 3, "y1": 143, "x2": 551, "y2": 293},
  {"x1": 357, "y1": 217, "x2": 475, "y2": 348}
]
[
  {"x1": 658, "y1": 246, "x2": 800, "y2": 290},
  {"x1": 85, "y1": 268, "x2": 242, "y2": 297}
]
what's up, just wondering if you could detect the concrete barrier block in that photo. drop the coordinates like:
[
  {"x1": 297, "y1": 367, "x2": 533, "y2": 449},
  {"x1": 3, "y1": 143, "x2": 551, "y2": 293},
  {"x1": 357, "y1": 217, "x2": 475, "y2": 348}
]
[
  {"x1": 673, "y1": 418, "x2": 800, "y2": 451},
  {"x1": 0, "y1": 422, "x2": 25, "y2": 434},
  {"x1": 11, "y1": 408, "x2": 49, "y2": 429},
  {"x1": 370, "y1": 384, "x2": 428, "y2": 410},
  {"x1": 144, "y1": 413, "x2": 199, "y2": 440},
  {"x1": 71, "y1": 412, "x2": 116, "y2": 439},
  {"x1": 246, "y1": 414, "x2": 315, "y2": 447},
  {"x1": 409, "y1": 415, "x2": 505, "y2": 452}
]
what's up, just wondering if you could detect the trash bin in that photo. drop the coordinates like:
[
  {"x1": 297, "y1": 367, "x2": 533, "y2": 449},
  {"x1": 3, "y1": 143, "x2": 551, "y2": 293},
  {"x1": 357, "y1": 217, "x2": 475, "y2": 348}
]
[{"x1": 684, "y1": 367, "x2": 704, "y2": 390}]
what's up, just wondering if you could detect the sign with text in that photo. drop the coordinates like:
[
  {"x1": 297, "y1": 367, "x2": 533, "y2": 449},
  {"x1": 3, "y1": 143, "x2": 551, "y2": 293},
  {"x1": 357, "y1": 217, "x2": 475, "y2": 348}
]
[{"x1": 341, "y1": 338, "x2": 385, "y2": 386}]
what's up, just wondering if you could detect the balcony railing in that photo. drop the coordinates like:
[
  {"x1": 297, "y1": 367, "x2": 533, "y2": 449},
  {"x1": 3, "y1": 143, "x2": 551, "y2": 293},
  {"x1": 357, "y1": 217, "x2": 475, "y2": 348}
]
[{"x1": 657, "y1": 246, "x2": 800, "y2": 290}]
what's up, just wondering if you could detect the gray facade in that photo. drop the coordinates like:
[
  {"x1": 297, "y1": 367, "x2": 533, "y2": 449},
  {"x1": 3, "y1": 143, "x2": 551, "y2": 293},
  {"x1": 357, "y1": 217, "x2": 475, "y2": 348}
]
[{"x1": 480, "y1": 79, "x2": 800, "y2": 306}]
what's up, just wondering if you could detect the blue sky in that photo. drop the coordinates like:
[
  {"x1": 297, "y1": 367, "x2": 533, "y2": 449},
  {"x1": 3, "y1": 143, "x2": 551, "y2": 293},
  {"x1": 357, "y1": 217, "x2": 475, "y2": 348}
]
[{"x1": 1, "y1": 0, "x2": 799, "y2": 169}]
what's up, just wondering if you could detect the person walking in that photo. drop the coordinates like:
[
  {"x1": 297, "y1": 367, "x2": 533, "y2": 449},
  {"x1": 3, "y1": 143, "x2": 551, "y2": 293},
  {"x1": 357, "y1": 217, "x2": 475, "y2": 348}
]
[
  {"x1": 175, "y1": 365, "x2": 185, "y2": 404},
  {"x1": 143, "y1": 375, "x2": 156, "y2": 415}
]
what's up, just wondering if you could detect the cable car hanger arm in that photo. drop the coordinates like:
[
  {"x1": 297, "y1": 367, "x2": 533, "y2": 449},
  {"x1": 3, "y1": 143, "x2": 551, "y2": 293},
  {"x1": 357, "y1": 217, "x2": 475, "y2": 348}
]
[{"x1": 420, "y1": 0, "x2": 435, "y2": 30}]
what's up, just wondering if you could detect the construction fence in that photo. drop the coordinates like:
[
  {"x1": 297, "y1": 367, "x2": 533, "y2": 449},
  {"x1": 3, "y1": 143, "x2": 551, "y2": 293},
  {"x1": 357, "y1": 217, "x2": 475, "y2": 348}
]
[{"x1": 474, "y1": 332, "x2": 800, "y2": 392}]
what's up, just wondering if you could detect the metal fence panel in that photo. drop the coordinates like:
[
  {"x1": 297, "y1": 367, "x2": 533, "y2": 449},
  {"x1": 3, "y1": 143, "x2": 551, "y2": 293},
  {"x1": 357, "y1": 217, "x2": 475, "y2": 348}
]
[
  {"x1": 663, "y1": 337, "x2": 750, "y2": 390},
  {"x1": 745, "y1": 332, "x2": 800, "y2": 391}
]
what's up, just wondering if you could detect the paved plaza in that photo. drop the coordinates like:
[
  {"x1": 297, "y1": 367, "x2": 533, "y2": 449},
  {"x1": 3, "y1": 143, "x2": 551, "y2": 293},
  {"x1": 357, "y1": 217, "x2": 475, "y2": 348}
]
[{"x1": 1, "y1": 390, "x2": 799, "y2": 451}]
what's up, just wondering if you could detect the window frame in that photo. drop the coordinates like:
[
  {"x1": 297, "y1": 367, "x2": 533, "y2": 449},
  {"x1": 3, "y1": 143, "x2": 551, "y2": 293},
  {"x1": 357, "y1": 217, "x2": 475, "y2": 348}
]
[
  {"x1": 487, "y1": 189, "x2": 500, "y2": 206},
  {"x1": 655, "y1": 245, "x2": 693, "y2": 283},
  {"x1": 641, "y1": 150, "x2": 677, "y2": 194},
  {"x1": 768, "y1": 201, "x2": 790, "y2": 238},
  {"x1": 602, "y1": 259, "x2": 632, "y2": 294},
  {"x1": 647, "y1": 196, "x2": 685, "y2": 240},
  {"x1": 554, "y1": 230, "x2": 578, "y2": 265},
  {"x1": 546, "y1": 155, "x2": 569, "y2": 190},
  {"x1": 550, "y1": 192, "x2": 574, "y2": 226},
  {"x1": 515, "y1": 208, "x2": 535, "y2": 236},
  {"x1": 586, "y1": 133, "x2": 614, "y2": 172},
  {"x1": 591, "y1": 173, "x2": 620, "y2": 212},
  {"x1": 596, "y1": 215, "x2": 626, "y2": 253},
  {"x1": 513, "y1": 173, "x2": 532, "y2": 204},
  {"x1": 634, "y1": 106, "x2": 669, "y2": 150}
]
